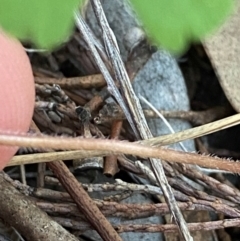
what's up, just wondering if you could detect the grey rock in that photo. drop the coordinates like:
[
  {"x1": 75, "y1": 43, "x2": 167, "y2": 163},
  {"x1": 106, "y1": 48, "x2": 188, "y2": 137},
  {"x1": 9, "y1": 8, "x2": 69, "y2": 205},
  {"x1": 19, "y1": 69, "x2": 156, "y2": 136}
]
[{"x1": 133, "y1": 50, "x2": 195, "y2": 152}]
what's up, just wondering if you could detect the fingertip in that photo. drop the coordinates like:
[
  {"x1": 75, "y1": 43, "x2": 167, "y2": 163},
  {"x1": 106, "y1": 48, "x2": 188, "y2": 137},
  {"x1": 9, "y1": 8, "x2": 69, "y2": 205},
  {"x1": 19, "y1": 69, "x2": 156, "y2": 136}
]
[{"x1": 0, "y1": 30, "x2": 35, "y2": 170}]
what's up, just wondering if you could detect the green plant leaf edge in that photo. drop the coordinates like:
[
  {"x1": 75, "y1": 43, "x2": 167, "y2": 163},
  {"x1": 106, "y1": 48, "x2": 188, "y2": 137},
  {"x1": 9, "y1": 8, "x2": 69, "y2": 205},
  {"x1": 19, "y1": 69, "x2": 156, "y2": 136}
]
[
  {"x1": 130, "y1": 0, "x2": 235, "y2": 53},
  {"x1": 0, "y1": 0, "x2": 82, "y2": 49}
]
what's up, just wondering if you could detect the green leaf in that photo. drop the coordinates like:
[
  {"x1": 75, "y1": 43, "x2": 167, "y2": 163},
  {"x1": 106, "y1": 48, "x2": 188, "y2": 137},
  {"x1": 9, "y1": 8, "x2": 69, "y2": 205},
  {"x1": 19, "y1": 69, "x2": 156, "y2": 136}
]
[
  {"x1": 0, "y1": 0, "x2": 82, "y2": 49},
  {"x1": 130, "y1": 0, "x2": 234, "y2": 53}
]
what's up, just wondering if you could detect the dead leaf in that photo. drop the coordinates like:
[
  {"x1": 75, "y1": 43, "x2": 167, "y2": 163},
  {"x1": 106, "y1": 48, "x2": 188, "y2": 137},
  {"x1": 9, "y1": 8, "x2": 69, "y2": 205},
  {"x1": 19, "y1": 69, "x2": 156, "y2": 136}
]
[{"x1": 204, "y1": 0, "x2": 240, "y2": 112}]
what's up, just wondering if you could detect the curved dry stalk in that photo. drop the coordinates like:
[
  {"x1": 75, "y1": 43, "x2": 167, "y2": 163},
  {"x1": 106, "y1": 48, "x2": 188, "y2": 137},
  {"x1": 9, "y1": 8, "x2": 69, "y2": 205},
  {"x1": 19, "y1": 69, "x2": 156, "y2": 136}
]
[
  {"x1": 143, "y1": 113, "x2": 240, "y2": 146},
  {"x1": 139, "y1": 95, "x2": 188, "y2": 152},
  {"x1": 2, "y1": 132, "x2": 240, "y2": 173}
]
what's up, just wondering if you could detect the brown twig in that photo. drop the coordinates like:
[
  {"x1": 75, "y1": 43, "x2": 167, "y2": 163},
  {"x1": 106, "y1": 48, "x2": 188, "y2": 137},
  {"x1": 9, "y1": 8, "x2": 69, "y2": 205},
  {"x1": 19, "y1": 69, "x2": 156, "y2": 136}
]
[
  {"x1": 10, "y1": 175, "x2": 240, "y2": 223},
  {"x1": 42, "y1": 178, "x2": 187, "y2": 202},
  {"x1": 47, "y1": 161, "x2": 123, "y2": 241},
  {"x1": 0, "y1": 172, "x2": 79, "y2": 241},
  {"x1": 11, "y1": 178, "x2": 240, "y2": 219},
  {"x1": 97, "y1": 105, "x2": 233, "y2": 126},
  {"x1": 104, "y1": 119, "x2": 122, "y2": 176},
  {"x1": 35, "y1": 74, "x2": 106, "y2": 89},
  {"x1": 52, "y1": 216, "x2": 240, "y2": 233},
  {"x1": 113, "y1": 219, "x2": 240, "y2": 233},
  {"x1": 33, "y1": 188, "x2": 73, "y2": 202},
  {"x1": 36, "y1": 199, "x2": 240, "y2": 220},
  {"x1": 176, "y1": 165, "x2": 240, "y2": 203}
]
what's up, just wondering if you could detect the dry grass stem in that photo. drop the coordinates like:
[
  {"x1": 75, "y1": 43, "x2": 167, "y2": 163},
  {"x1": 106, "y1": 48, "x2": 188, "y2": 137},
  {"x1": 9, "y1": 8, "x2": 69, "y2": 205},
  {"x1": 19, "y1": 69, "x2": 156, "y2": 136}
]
[
  {"x1": 3, "y1": 133, "x2": 240, "y2": 173},
  {"x1": 143, "y1": 113, "x2": 240, "y2": 146}
]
